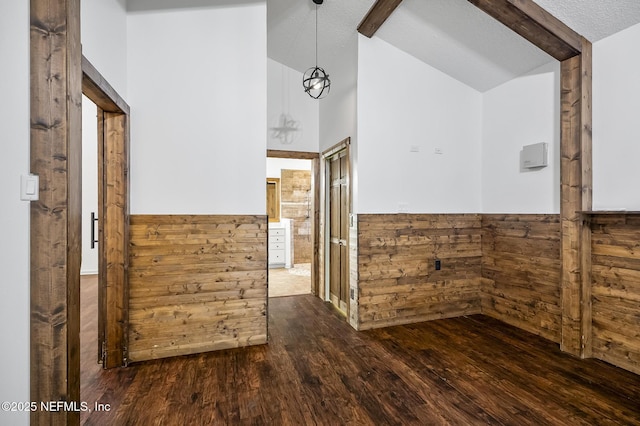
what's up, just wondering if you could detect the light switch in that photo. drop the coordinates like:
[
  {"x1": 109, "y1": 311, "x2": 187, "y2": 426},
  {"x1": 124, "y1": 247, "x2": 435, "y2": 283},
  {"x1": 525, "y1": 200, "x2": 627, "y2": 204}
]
[
  {"x1": 21, "y1": 174, "x2": 39, "y2": 201},
  {"x1": 26, "y1": 179, "x2": 36, "y2": 195}
]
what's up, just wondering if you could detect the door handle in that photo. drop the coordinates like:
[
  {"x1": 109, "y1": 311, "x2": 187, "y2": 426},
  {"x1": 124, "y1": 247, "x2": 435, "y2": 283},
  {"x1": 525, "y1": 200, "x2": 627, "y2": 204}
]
[{"x1": 91, "y1": 212, "x2": 99, "y2": 249}]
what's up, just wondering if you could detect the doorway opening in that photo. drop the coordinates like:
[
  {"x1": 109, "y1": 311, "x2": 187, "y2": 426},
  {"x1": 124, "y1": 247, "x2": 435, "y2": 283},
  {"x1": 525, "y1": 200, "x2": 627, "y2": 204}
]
[
  {"x1": 79, "y1": 95, "x2": 102, "y2": 408},
  {"x1": 266, "y1": 150, "x2": 320, "y2": 298}
]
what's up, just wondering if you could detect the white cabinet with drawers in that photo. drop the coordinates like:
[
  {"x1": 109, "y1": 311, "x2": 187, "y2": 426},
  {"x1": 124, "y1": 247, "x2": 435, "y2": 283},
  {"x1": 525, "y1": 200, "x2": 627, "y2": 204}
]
[{"x1": 268, "y1": 219, "x2": 292, "y2": 269}]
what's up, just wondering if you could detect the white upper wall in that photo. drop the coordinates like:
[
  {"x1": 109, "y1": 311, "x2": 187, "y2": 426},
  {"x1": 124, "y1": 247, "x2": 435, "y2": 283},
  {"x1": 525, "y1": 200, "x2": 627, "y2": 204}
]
[
  {"x1": 82, "y1": 0, "x2": 128, "y2": 96},
  {"x1": 593, "y1": 22, "x2": 640, "y2": 210},
  {"x1": 319, "y1": 32, "x2": 359, "y2": 153},
  {"x1": 0, "y1": 1, "x2": 30, "y2": 424},
  {"x1": 357, "y1": 36, "x2": 482, "y2": 214},
  {"x1": 268, "y1": 59, "x2": 319, "y2": 152},
  {"x1": 127, "y1": 3, "x2": 267, "y2": 214},
  {"x1": 81, "y1": 97, "x2": 99, "y2": 275},
  {"x1": 320, "y1": 32, "x2": 360, "y2": 210},
  {"x1": 482, "y1": 61, "x2": 560, "y2": 213},
  {"x1": 266, "y1": 158, "x2": 311, "y2": 179}
]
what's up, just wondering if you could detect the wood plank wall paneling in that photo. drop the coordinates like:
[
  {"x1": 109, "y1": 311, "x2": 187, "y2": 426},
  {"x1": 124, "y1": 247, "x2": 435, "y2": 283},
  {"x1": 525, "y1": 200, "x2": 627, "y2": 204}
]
[
  {"x1": 481, "y1": 215, "x2": 562, "y2": 343},
  {"x1": 357, "y1": 214, "x2": 483, "y2": 330},
  {"x1": 591, "y1": 214, "x2": 640, "y2": 375},
  {"x1": 127, "y1": 215, "x2": 268, "y2": 362},
  {"x1": 281, "y1": 169, "x2": 312, "y2": 263}
]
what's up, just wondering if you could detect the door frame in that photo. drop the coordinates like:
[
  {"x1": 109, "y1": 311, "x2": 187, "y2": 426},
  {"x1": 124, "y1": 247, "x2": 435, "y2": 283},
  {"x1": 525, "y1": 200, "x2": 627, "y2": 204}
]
[
  {"x1": 30, "y1": 0, "x2": 130, "y2": 420},
  {"x1": 321, "y1": 138, "x2": 352, "y2": 319},
  {"x1": 267, "y1": 150, "x2": 321, "y2": 296},
  {"x1": 83, "y1": 56, "x2": 131, "y2": 369}
]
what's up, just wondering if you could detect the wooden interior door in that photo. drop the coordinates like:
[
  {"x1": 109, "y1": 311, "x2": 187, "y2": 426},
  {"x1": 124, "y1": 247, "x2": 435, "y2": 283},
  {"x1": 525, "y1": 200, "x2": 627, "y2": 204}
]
[{"x1": 329, "y1": 152, "x2": 348, "y2": 313}]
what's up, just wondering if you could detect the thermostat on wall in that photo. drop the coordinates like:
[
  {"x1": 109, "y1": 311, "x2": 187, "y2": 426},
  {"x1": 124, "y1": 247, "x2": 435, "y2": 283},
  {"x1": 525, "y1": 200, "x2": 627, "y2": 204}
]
[{"x1": 521, "y1": 142, "x2": 548, "y2": 169}]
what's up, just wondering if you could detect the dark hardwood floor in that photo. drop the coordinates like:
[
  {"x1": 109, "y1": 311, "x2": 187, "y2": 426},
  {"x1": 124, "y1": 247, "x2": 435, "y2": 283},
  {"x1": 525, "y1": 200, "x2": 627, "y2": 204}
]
[{"x1": 81, "y1": 277, "x2": 640, "y2": 425}]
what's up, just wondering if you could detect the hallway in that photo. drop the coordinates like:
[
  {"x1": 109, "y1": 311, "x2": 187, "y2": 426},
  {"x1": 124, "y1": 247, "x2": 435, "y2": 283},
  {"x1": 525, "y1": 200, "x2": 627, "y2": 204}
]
[{"x1": 80, "y1": 277, "x2": 640, "y2": 425}]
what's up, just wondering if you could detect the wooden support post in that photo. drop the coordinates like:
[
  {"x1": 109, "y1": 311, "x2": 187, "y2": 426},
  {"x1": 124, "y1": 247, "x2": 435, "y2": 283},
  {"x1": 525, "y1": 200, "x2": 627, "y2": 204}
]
[
  {"x1": 30, "y1": 0, "x2": 82, "y2": 424},
  {"x1": 468, "y1": 0, "x2": 593, "y2": 358},
  {"x1": 580, "y1": 39, "x2": 593, "y2": 358},
  {"x1": 560, "y1": 37, "x2": 592, "y2": 357}
]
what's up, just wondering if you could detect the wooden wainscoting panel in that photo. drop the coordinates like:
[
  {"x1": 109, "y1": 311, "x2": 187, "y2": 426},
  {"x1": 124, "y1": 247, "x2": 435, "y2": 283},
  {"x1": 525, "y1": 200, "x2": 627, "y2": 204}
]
[
  {"x1": 128, "y1": 215, "x2": 268, "y2": 362},
  {"x1": 357, "y1": 214, "x2": 483, "y2": 330},
  {"x1": 591, "y1": 214, "x2": 640, "y2": 375},
  {"x1": 481, "y1": 215, "x2": 562, "y2": 343}
]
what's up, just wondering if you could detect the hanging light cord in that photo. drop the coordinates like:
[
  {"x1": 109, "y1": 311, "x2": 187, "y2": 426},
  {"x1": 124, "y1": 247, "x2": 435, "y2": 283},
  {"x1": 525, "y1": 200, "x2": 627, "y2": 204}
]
[{"x1": 315, "y1": 3, "x2": 318, "y2": 68}]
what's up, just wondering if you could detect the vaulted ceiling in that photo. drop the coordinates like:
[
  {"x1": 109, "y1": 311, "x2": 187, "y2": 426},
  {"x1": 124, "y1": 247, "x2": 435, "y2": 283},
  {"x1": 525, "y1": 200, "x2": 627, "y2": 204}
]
[{"x1": 267, "y1": 0, "x2": 640, "y2": 92}]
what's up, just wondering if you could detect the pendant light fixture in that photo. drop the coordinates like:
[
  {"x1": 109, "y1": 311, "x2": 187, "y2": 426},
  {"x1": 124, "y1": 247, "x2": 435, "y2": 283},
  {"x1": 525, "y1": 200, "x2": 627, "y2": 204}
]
[{"x1": 302, "y1": 0, "x2": 331, "y2": 99}]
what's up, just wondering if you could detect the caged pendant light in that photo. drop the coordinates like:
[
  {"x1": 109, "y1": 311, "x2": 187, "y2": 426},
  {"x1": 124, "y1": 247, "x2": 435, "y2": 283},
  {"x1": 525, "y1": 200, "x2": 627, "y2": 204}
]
[{"x1": 302, "y1": 0, "x2": 331, "y2": 99}]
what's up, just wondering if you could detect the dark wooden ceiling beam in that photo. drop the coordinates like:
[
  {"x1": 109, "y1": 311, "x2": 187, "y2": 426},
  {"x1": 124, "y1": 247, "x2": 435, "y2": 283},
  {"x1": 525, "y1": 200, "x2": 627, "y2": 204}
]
[
  {"x1": 358, "y1": 0, "x2": 403, "y2": 38},
  {"x1": 467, "y1": 0, "x2": 583, "y2": 60}
]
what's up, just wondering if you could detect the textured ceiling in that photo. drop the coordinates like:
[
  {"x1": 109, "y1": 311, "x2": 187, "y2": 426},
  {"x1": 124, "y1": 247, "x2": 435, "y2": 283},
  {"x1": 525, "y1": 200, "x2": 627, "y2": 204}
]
[
  {"x1": 375, "y1": 0, "x2": 553, "y2": 92},
  {"x1": 267, "y1": 0, "x2": 375, "y2": 75},
  {"x1": 268, "y1": 0, "x2": 640, "y2": 92},
  {"x1": 533, "y1": 0, "x2": 640, "y2": 42},
  {"x1": 126, "y1": 0, "x2": 640, "y2": 92}
]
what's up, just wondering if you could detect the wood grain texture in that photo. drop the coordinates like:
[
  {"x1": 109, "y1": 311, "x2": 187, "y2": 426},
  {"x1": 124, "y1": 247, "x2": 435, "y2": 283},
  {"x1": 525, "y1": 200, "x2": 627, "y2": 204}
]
[
  {"x1": 81, "y1": 291, "x2": 640, "y2": 425},
  {"x1": 266, "y1": 149, "x2": 319, "y2": 160},
  {"x1": 311, "y1": 157, "x2": 320, "y2": 296},
  {"x1": 357, "y1": 214, "x2": 483, "y2": 330},
  {"x1": 281, "y1": 169, "x2": 312, "y2": 263},
  {"x1": 358, "y1": 0, "x2": 404, "y2": 38},
  {"x1": 81, "y1": 55, "x2": 130, "y2": 114},
  {"x1": 580, "y1": 38, "x2": 594, "y2": 358},
  {"x1": 100, "y1": 112, "x2": 129, "y2": 368},
  {"x1": 349, "y1": 217, "x2": 359, "y2": 328},
  {"x1": 481, "y1": 215, "x2": 562, "y2": 343},
  {"x1": 467, "y1": 0, "x2": 582, "y2": 60},
  {"x1": 30, "y1": 0, "x2": 82, "y2": 423},
  {"x1": 84, "y1": 53, "x2": 130, "y2": 370},
  {"x1": 127, "y1": 215, "x2": 268, "y2": 362},
  {"x1": 591, "y1": 214, "x2": 640, "y2": 375},
  {"x1": 560, "y1": 43, "x2": 592, "y2": 356}
]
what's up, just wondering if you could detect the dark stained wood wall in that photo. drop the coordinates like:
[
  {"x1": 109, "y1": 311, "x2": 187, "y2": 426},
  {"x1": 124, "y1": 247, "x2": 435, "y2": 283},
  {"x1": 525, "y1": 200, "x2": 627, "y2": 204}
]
[
  {"x1": 357, "y1": 214, "x2": 483, "y2": 330},
  {"x1": 591, "y1": 214, "x2": 640, "y2": 375},
  {"x1": 481, "y1": 215, "x2": 562, "y2": 343},
  {"x1": 127, "y1": 215, "x2": 268, "y2": 362},
  {"x1": 280, "y1": 169, "x2": 312, "y2": 264}
]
